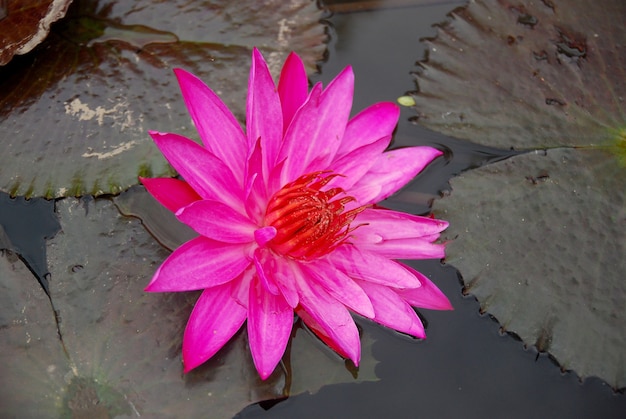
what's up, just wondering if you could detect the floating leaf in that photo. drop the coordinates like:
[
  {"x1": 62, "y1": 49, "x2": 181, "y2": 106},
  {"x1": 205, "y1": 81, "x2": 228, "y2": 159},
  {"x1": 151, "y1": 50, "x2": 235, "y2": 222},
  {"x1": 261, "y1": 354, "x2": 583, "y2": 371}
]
[
  {"x1": 0, "y1": 197, "x2": 377, "y2": 417},
  {"x1": 0, "y1": 0, "x2": 327, "y2": 198},
  {"x1": 0, "y1": 251, "x2": 70, "y2": 416},
  {"x1": 411, "y1": 0, "x2": 626, "y2": 151},
  {"x1": 412, "y1": 0, "x2": 626, "y2": 387},
  {"x1": 435, "y1": 148, "x2": 626, "y2": 387},
  {"x1": 114, "y1": 185, "x2": 197, "y2": 251},
  {"x1": 0, "y1": 0, "x2": 73, "y2": 65}
]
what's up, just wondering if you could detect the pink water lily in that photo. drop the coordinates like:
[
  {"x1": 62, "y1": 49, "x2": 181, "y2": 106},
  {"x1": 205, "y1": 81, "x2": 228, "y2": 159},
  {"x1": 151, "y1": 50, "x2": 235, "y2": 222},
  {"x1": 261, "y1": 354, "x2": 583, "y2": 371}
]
[{"x1": 141, "y1": 48, "x2": 451, "y2": 379}]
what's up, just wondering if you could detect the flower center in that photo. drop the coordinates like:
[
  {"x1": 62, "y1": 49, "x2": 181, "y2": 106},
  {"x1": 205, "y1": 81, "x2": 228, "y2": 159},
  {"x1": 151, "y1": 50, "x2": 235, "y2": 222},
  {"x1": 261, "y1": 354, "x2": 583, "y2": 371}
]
[{"x1": 264, "y1": 171, "x2": 366, "y2": 260}]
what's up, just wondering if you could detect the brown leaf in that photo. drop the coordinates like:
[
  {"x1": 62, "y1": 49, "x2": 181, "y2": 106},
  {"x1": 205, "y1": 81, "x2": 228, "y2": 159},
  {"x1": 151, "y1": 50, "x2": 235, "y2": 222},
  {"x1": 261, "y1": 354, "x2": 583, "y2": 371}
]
[{"x1": 0, "y1": 0, "x2": 73, "y2": 65}]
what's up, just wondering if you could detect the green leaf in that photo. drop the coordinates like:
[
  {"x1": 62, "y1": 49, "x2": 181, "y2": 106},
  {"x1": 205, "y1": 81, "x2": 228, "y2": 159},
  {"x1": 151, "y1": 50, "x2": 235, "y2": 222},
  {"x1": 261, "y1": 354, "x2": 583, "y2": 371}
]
[
  {"x1": 411, "y1": 0, "x2": 626, "y2": 151},
  {"x1": 113, "y1": 185, "x2": 197, "y2": 251},
  {"x1": 413, "y1": 0, "x2": 626, "y2": 387},
  {"x1": 0, "y1": 0, "x2": 327, "y2": 198},
  {"x1": 434, "y1": 148, "x2": 626, "y2": 387},
  {"x1": 0, "y1": 251, "x2": 70, "y2": 416}
]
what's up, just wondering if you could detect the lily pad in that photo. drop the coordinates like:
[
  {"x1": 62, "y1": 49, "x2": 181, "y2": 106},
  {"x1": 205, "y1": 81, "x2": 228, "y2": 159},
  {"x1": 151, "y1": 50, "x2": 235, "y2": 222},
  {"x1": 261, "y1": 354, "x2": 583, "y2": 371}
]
[
  {"x1": 412, "y1": 0, "x2": 626, "y2": 387},
  {"x1": 0, "y1": 197, "x2": 377, "y2": 417},
  {"x1": 114, "y1": 185, "x2": 197, "y2": 251},
  {"x1": 0, "y1": 0, "x2": 327, "y2": 198},
  {"x1": 435, "y1": 148, "x2": 626, "y2": 387},
  {"x1": 0, "y1": 250, "x2": 70, "y2": 416},
  {"x1": 411, "y1": 0, "x2": 626, "y2": 150},
  {"x1": 0, "y1": 0, "x2": 73, "y2": 65}
]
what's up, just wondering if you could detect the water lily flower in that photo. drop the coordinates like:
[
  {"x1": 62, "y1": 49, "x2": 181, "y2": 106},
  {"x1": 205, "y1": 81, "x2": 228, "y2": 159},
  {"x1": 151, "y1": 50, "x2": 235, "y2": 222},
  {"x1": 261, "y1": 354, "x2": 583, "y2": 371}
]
[{"x1": 141, "y1": 48, "x2": 451, "y2": 379}]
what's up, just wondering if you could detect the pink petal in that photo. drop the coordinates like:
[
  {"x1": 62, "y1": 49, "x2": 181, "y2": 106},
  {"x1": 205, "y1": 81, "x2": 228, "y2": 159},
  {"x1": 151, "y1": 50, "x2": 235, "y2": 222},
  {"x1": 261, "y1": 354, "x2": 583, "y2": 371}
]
[
  {"x1": 140, "y1": 177, "x2": 201, "y2": 213},
  {"x1": 326, "y1": 136, "x2": 390, "y2": 191},
  {"x1": 294, "y1": 267, "x2": 361, "y2": 365},
  {"x1": 419, "y1": 233, "x2": 443, "y2": 242},
  {"x1": 266, "y1": 157, "x2": 287, "y2": 200},
  {"x1": 356, "y1": 279, "x2": 425, "y2": 338},
  {"x1": 301, "y1": 260, "x2": 375, "y2": 318},
  {"x1": 273, "y1": 262, "x2": 301, "y2": 309},
  {"x1": 253, "y1": 249, "x2": 299, "y2": 308},
  {"x1": 231, "y1": 267, "x2": 254, "y2": 308},
  {"x1": 295, "y1": 307, "x2": 351, "y2": 360},
  {"x1": 279, "y1": 66, "x2": 354, "y2": 184},
  {"x1": 252, "y1": 247, "x2": 280, "y2": 295},
  {"x1": 149, "y1": 131, "x2": 244, "y2": 211},
  {"x1": 354, "y1": 237, "x2": 446, "y2": 260},
  {"x1": 394, "y1": 265, "x2": 453, "y2": 310},
  {"x1": 174, "y1": 68, "x2": 247, "y2": 181},
  {"x1": 276, "y1": 83, "x2": 322, "y2": 184},
  {"x1": 247, "y1": 276, "x2": 294, "y2": 379},
  {"x1": 353, "y1": 208, "x2": 449, "y2": 241},
  {"x1": 247, "y1": 48, "x2": 283, "y2": 180},
  {"x1": 254, "y1": 226, "x2": 277, "y2": 248},
  {"x1": 348, "y1": 146, "x2": 443, "y2": 205},
  {"x1": 278, "y1": 51, "x2": 308, "y2": 134},
  {"x1": 336, "y1": 102, "x2": 399, "y2": 158},
  {"x1": 329, "y1": 245, "x2": 421, "y2": 288},
  {"x1": 244, "y1": 137, "x2": 268, "y2": 223},
  {"x1": 145, "y1": 237, "x2": 252, "y2": 292},
  {"x1": 176, "y1": 200, "x2": 257, "y2": 243},
  {"x1": 183, "y1": 282, "x2": 247, "y2": 372}
]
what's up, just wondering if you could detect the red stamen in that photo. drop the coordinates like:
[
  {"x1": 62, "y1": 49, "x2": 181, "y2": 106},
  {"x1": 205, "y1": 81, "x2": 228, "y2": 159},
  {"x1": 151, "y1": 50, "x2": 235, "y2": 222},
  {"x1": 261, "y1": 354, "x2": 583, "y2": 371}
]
[{"x1": 264, "y1": 172, "x2": 367, "y2": 260}]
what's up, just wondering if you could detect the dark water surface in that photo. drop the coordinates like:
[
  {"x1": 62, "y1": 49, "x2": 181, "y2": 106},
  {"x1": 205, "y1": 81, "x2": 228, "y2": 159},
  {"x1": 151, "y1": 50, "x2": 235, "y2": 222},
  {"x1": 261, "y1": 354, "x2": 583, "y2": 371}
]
[
  {"x1": 236, "y1": 2, "x2": 626, "y2": 418},
  {"x1": 0, "y1": 193, "x2": 60, "y2": 293}
]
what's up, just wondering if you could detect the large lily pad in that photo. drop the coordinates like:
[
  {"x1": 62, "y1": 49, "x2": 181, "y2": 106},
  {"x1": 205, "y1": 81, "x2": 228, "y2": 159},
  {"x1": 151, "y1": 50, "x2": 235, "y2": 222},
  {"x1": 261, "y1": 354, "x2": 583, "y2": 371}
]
[
  {"x1": 0, "y1": 250, "x2": 70, "y2": 416},
  {"x1": 411, "y1": 0, "x2": 626, "y2": 150},
  {"x1": 114, "y1": 185, "x2": 197, "y2": 251},
  {"x1": 0, "y1": 0, "x2": 73, "y2": 65},
  {"x1": 0, "y1": 0, "x2": 326, "y2": 198},
  {"x1": 435, "y1": 148, "x2": 626, "y2": 387},
  {"x1": 412, "y1": 0, "x2": 626, "y2": 387},
  {"x1": 0, "y1": 197, "x2": 377, "y2": 417}
]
